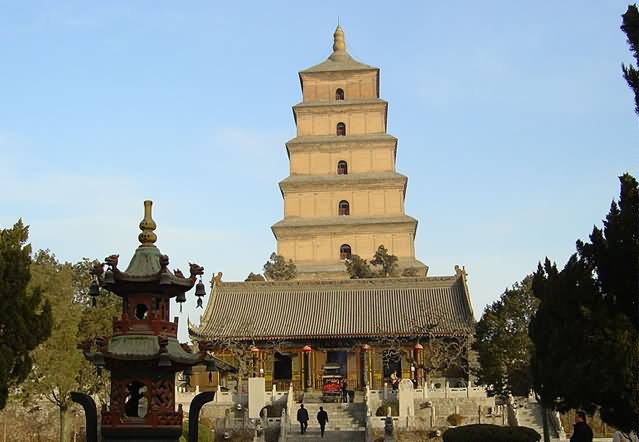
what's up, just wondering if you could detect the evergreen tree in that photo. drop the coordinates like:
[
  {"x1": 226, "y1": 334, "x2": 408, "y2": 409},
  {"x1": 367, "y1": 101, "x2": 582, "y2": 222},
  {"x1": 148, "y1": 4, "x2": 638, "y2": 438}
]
[
  {"x1": 345, "y1": 245, "x2": 400, "y2": 279},
  {"x1": 370, "y1": 245, "x2": 399, "y2": 277},
  {"x1": 344, "y1": 254, "x2": 374, "y2": 279},
  {"x1": 473, "y1": 276, "x2": 537, "y2": 396},
  {"x1": 244, "y1": 272, "x2": 265, "y2": 282},
  {"x1": 530, "y1": 175, "x2": 639, "y2": 436},
  {"x1": 263, "y1": 253, "x2": 297, "y2": 281},
  {"x1": 19, "y1": 253, "x2": 119, "y2": 442},
  {"x1": 622, "y1": 4, "x2": 639, "y2": 116},
  {"x1": 0, "y1": 221, "x2": 52, "y2": 409}
]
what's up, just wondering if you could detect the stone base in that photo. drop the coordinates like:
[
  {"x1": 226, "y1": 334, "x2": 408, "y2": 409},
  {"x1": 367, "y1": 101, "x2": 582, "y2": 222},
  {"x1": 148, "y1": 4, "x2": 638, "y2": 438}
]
[
  {"x1": 102, "y1": 426, "x2": 182, "y2": 442},
  {"x1": 103, "y1": 439, "x2": 180, "y2": 442}
]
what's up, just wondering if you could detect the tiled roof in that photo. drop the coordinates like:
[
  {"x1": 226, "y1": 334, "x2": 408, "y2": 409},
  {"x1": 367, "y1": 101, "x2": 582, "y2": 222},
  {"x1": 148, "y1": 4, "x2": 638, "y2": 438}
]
[
  {"x1": 300, "y1": 52, "x2": 376, "y2": 74},
  {"x1": 190, "y1": 276, "x2": 474, "y2": 341}
]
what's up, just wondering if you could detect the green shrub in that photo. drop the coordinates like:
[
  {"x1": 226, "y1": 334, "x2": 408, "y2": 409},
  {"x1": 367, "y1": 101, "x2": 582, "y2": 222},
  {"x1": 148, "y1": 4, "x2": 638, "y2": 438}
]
[
  {"x1": 179, "y1": 421, "x2": 213, "y2": 442},
  {"x1": 443, "y1": 424, "x2": 540, "y2": 442},
  {"x1": 446, "y1": 413, "x2": 464, "y2": 426},
  {"x1": 375, "y1": 401, "x2": 399, "y2": 416}
]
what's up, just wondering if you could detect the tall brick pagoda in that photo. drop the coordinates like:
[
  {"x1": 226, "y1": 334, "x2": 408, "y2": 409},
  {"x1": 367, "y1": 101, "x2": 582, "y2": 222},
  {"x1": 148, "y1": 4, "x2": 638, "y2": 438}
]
[{"x1": 271, "y1": 25, "x2": 427, "y2": 279}]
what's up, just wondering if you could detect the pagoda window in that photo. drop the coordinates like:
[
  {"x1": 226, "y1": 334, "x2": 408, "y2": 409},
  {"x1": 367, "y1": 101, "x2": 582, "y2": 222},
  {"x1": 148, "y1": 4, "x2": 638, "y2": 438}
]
[
  {"x1": 134, "y1": 304, "x2": 148, "y2": 320},
  {"x1": 337, "y1": 160, "x2": 348, "y2": 175},
  {"x1": 338, "y1": 200, "x2": 350, "y2": 216},
  {"x1": 124, "y1": 381, "x2": 147, "y2": 417},
  {"x1": 336, "y1": 122, "x2": 346, "y2": 136},
  {"x1": 336, "y1": 88, "x2": 344, "y2": 100},
  {"x1": 340, "y1": 244, "x2": 352, "y2": 260}
]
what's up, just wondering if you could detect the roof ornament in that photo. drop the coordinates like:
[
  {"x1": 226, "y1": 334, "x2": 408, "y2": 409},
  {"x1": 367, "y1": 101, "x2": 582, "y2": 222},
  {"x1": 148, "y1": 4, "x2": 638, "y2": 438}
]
[
  {"x1": 454, "y1": 265, "x2": 468, "y2": 280},
  {"x1": 333, "y1": 25, "x2": 346, "y2": 53},
  {"x1": 138, "y1": 200, "x2": 157, "y2": 246}
]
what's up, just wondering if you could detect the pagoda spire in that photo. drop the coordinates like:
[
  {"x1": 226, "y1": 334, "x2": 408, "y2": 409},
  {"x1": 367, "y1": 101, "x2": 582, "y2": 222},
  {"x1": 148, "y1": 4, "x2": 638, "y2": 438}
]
[
  {"x1": 329, "y1": 25, "x2": 351, "y2": 62},
  {"x1": 333, "y1": 25, "x2": 346, "y2": 52},
  {"x1": 138, "y1": 200, "x2": 157, "y2": 246}
]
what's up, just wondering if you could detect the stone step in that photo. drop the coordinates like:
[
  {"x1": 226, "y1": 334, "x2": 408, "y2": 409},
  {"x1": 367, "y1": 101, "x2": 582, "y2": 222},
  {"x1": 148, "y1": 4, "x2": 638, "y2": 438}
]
[{"x1": 286, "y1": 428, "x2": 365, "y2": 442}]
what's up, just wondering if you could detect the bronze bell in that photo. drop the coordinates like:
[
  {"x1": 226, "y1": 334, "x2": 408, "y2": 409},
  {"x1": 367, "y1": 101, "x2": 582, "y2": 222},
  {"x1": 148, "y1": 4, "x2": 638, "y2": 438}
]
[
  {"x1": 103, "y1": 268, "x2": 115, "y2": 285},
  {"x1": 194, "y1": 279, "x2": 206, "y2": 297},
  {"x1": 89, "y1": 280, "x2": 100, "y2": 306},
  {"x1": 93, "y1": 351, "x2": 105, "y2": 375},
  {"x1": 176, "y1": 291, "x2": 186, "y2": 304}
]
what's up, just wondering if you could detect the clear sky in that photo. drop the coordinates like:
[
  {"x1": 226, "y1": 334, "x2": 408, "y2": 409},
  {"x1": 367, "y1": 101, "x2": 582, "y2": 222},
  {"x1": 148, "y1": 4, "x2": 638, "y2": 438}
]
[{"x1": 1, "y1": 1, "x2": 637, "y2": 341}]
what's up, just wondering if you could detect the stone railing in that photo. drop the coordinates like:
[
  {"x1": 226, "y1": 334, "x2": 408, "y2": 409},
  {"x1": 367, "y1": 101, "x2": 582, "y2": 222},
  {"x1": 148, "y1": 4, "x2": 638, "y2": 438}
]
[
  {"x1": 506, "y1": 400, "x2": 519, "y2": 426},
  {"x1": 366, "y1": 380, "x2": 486, "y2": 402},
  {"x1": 278, "y1": 409, "x2": 287, "y2": 442}
]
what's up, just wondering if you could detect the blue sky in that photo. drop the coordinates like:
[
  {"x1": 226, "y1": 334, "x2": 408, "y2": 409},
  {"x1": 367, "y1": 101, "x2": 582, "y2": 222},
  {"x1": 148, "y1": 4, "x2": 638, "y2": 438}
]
[{"x1": 1, "y1": 1, "x2": 637, "y2": 341}]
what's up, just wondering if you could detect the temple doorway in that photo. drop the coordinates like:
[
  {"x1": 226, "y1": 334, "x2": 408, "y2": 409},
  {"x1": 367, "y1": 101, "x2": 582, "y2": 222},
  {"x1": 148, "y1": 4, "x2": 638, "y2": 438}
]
[
  {"x1": 326, "y1": 350, "x2": 348, "y2": 376},
  {"x1": 273, "y1": 352, "x2": 292, "y2": 389},
  {"x1": 383, "y1": 350, "x2": 402, "y2": 384}
]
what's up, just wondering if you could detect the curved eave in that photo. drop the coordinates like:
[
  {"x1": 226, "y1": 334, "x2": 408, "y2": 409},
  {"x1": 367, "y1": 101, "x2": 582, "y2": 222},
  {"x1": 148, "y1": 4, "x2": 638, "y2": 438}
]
[
  {"x1": 191, "y1": 330, "x2": 473, "y2": 342},
  {"x1": 102, "y1": 272, "x2": 195, "y2": 297},
  {"x1": 278, "y1": 172, "x2": 408, "y2": 193}
]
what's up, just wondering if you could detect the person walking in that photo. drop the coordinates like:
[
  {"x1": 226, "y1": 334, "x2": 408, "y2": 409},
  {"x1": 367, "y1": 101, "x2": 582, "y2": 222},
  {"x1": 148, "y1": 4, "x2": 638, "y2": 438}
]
[
  {"x1": 296, "y1": 404, "x2": 309, "y2": 434},
  {"x1": 341, "y1": 378, "x2": 348, "y2": 403},
  {"x1": 613, "y1": 430, "x2": 639, "y2": 442},
  {"x1": 317, "y1": 406, "x2": 329, "y2": 438},
  {"x1": 569, "y1": 411, "x2": 593, "y2": 442}
]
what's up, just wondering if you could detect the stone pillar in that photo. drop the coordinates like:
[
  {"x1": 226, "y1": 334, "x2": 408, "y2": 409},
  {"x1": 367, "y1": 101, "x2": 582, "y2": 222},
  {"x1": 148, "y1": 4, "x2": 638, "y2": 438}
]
[
  {"x1": 398, "y1": 379, "x2": 415, "y2": 428},
  {"x1": 248, "y1": 377, "x2": 266, "y2": 419},
  {"x1": 303, "y1": 352, "x2": 311, "y2": 391},
  {"x1": 361, "y1": 344, "x2": 370, "y2": 388},
  {"x1": 413, "y1": 345, "x2": 423, "y2": 387}
]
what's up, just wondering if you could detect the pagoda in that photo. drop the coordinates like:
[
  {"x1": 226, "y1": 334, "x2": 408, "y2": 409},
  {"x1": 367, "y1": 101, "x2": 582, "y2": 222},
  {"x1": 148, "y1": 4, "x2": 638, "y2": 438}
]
[
  {"x1": 79, "y1": 200, "x2": 231, "y2": 442},
  {"x1": 271, "y1": 25, "x2": 427, "y2": 279}
]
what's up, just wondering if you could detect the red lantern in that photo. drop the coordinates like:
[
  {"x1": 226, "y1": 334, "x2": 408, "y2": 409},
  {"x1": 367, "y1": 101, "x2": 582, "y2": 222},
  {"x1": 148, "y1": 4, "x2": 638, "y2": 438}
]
[{"x1": 302, "y1": 345, "x2": 312, "y2": 353}]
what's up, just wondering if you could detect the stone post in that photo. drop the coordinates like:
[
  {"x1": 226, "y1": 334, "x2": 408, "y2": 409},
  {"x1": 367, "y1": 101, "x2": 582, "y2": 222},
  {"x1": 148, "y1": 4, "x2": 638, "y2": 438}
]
[
  {"x1": 398, "y1": 379, "x2": 415, "y2": 429},
  {"x1": 383, "y1": 416, "x2": 395, "y2": 442},
  {"x1": 248, "y1": 377, "x2": 266, "y2": 419}
]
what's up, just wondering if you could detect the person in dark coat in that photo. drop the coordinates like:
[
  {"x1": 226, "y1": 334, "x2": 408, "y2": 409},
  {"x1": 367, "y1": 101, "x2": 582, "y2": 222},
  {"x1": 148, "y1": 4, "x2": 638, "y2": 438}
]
[
  {"x1": 341, "y1": 379, "x2": 348, "y2": 402},
  {"x1": 317, "y1": 406, "x2": 329, "y2": 438},
  {"x1": 296, "y1": 404, "x2": 309, "y2": 434},
  {"x1": 570, "y1": 411, "x2": 593, "y2": 442}
]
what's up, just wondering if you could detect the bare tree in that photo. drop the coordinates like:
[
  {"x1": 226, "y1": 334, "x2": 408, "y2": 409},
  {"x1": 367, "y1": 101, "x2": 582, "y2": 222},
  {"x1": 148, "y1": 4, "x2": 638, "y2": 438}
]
[{"x1": 373, "y1": 306, "x2": 472, "y2": 388}]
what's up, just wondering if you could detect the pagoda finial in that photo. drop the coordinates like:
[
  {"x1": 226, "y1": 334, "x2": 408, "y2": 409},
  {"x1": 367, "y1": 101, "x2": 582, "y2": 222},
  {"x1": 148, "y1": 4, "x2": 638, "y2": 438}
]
[
  {"x1": 138, "y1": 200, "x2": 157, "y2": 246},
  {"x1": 333, "y1": 25, "x2": 346, "y2": 53}
]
